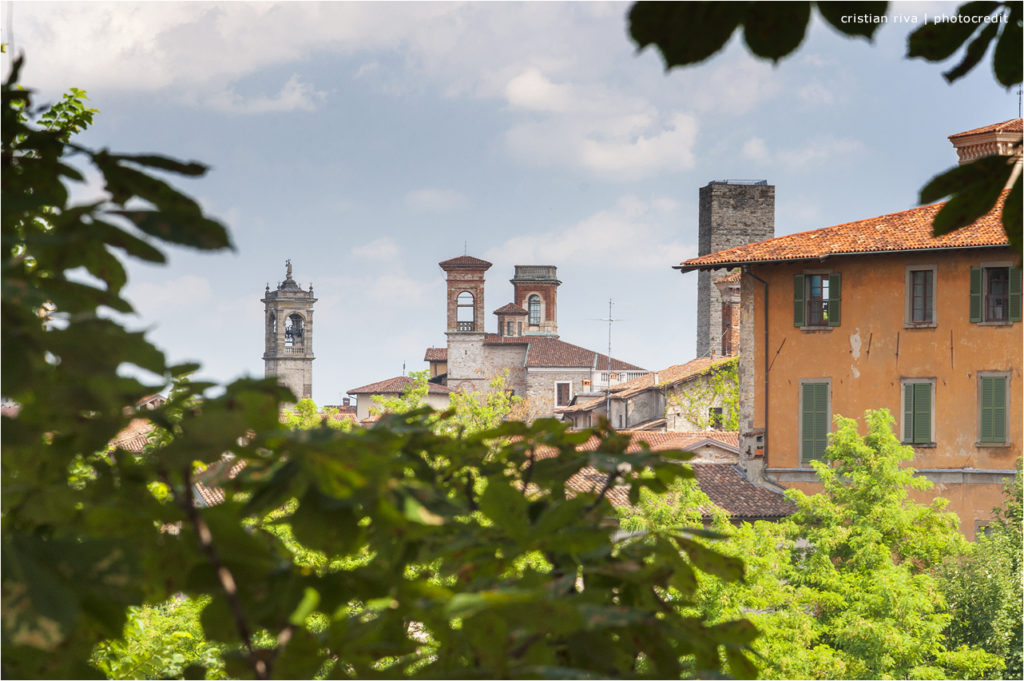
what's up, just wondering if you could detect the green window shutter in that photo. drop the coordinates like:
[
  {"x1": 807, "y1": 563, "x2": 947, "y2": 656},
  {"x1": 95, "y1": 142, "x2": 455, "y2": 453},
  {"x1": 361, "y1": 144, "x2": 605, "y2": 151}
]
[
  {"x1": 1009, "y1": 267, "x2": 1022, "y2": 322},
  {"x1": 801, "y1": 382, "x2": 829, "y2": 463},
  {"x1": 904, "y1": 383, "x2": 914, "y2": 442},
  {"x1": 969, "y1": 267, "x2": 982, "y2": 322},
  {"x1": 980, "y1": 376, "x2": 1007, "y2": 443},
  {"x1": 794, "y1": 274, "x2": 805, "y2": 327},
  {"x1": 913, "y1": 382, "x2": 931, "y2": 444},
  {"x1": 828, "y1": 272, "x2": 842, "y2": 327}
]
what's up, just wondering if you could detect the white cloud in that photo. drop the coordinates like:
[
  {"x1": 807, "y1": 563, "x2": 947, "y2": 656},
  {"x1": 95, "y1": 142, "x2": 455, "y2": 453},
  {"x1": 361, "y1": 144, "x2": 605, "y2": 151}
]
[
  {"x1": 207, "y1": 75, "x2": 326, "y2": 114},
  {"x1": 127, "y1": 274, "x2": 212, "y2": 312},
  {"x1": 405, "y1": 189, "x2": 470, "y2": 214},
  {"x1": 777, "y1": 135, "x2": 865, "y2": 169},
  {"x1": 352, "y1": 237, "x2": 400, "y2": 262},
  {"x1": 742, "y1": 137, "x2": 770, "y2": 163},
  {"x1": 797, "y1": 81, "x2": 835, "y2": 107},
  {"x1": 483, "y1": 195, "x2": 695, "y2": 272},
  {"x1": 691, "y1": 58, "x2": 782, "y2": 116}
]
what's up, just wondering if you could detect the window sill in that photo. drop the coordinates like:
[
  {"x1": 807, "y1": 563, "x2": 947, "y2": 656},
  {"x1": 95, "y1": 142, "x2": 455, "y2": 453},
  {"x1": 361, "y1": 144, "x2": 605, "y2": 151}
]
[
  {"x1": 799, "y1": 326, "x2": 835, "y2": 333},
  {"x1": 976, "y1": 321, "x2": 1015, "y2": 326},
  {"x1": 902, "y1": 442, "x2": 936, "y2": 448},
  {"x1": 976, "y1": 441, "x2": 1011, "y2": 448},
  {"x1": 903, "y1": 322, "x2": 937, "y2": 329}
]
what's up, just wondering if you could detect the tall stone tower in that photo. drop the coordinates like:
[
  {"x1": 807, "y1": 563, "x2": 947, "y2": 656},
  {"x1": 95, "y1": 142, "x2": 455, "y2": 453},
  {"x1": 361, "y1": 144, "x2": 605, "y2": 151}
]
[
  {"x1": 440, "y1": 255, "x2": 492, "y2": 393},
  {"x1": 511, "y1": 265, "x2": 561, "y2": 337},
  {"x1": 696, "y1": 181, "x2": 774, "y2": 357},
  {"x1": 262, "y1": 260, "x2": 316, "y2": 401}
]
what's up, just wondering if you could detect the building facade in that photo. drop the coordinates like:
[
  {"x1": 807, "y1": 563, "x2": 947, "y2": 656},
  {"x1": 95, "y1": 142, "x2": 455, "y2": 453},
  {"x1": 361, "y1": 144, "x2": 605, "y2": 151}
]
[{"x1": 437, "y1": 255, "x2": 646, "y2": 417}]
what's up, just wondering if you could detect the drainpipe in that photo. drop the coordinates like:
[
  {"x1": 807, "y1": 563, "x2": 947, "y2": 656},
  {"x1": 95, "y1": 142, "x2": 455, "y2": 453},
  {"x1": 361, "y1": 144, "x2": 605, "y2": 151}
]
[{"x1": 744, "y1": 266, "x2": 770, "y2": 473}]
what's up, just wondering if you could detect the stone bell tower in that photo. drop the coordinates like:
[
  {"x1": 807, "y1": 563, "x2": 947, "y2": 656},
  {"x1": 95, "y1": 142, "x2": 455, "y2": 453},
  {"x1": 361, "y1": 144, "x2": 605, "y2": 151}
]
[{"x1": 262, "y1": 260, "x2": 316, "y2": 401}]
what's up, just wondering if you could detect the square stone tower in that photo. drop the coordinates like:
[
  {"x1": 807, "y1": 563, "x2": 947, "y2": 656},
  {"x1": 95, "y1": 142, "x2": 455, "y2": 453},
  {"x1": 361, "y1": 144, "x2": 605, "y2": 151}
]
[
  {"x1": 696, "y1": 181, "x2": 774, "y2": 358},
  {"x1": 510, "y1": 265, "x2": 561, "y2": 337},
  {"x1": 262, "y1": 260, "x2": 316, "y2": 401}
]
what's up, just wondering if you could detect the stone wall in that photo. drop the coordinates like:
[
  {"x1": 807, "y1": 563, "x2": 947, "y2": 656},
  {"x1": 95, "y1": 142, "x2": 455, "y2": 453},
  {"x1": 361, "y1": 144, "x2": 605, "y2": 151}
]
[
  {"x1": 696, "y1": 182, "x2": 774, "y2": 357},
  {"x1": 525, "y1": 368, "x2": 591, "y2": 416},
  {"x1": 446, "y1": 334, "x2": 527, "y2": 396}
]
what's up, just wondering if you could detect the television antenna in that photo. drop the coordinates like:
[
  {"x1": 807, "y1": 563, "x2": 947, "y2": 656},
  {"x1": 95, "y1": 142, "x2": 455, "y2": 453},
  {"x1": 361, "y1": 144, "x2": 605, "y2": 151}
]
[{"x1": 590, "y1": 299, "x2": 624, "y2": 423}]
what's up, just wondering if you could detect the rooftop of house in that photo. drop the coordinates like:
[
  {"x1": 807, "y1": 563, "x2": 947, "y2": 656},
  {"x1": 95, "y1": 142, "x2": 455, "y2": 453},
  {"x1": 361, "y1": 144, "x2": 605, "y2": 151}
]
[
  {"x1": 347, "y1": 375, "x2": 454, "y2": 395},
  {"x1": 482, "y1": 334, "x2": 645, "y2": 371},
  {"x1": 423, "y1": 347, "x2": 447, "y2": 362},
  {"x1": 438, "y1": 255, "x2": 492, "y2": 269},
  {"x1": 493, "y1": 302, "x2": 528, "y2": 315},
  {"x1": 558, "y1": 356, "x2": 735, "y2": 414},
  {"x1": 677, "y1": 191, "x2": 1009, "y2": 272},
  {"x1": 948, "y1": 118, "x2": 1022, "y2": 139},
  {"x1": 565, "y1": 460, "x2": 793, "y2": 520}
]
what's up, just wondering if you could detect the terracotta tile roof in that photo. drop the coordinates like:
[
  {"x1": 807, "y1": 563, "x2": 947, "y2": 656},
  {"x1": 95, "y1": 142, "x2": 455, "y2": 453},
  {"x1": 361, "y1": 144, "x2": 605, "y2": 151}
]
[
  {"x1": 565, "y1": 461, "x2": 792, "y2": 519},
  {"x1": 493, "y1": 302, "x2": 528, "y2": 315},
  {"x1": 193, "y1": 458, "x2": 247, "y2": 508},
  {"x1": 479, "y1": 334, "x2": 644, "y2": 370},
  {"x1": 558, "y1": 357, "x2": 734, "y2": 414},
  {"x1": 677, "y1": 193, "x2": 1009, "y2": 271},
  {"x1": 691, "y1": 464, "x2": 795, "y2": 519},
  {"x1": 717, "y1": 271, "x2": 742, "y2": 284},
  {"x1": 111, "y1": 418, "x2": 155, "y2": 453},
  {"x1": 526, "y1": 336, "x2": 644, "y2": 370},
  {"x1": 423, "y1": 347, "x2": 447, "y2": 362},
  {"x1": 948, "y1": 118, "x2": 1022, "y2": 139},
  {"x1": 438, "y1": 255, "x2": 492, "y2": 268},
  {"x1": 576, "y1": 430, "x2": 739, "y2": 453},
  {"x1": 347, "y1": 375, "x2": 453, "y2": 395}
]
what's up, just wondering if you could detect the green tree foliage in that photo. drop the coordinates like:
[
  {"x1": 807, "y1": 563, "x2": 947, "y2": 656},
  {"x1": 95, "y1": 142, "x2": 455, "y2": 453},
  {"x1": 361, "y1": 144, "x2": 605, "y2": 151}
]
[
  {"x1": 627, "y1": 1, "x2": 1023, "y2": 254},
  {"x1": 91, "y1": 597, "x2": 228, "y2": 680},
  {"x1": 627, "y1": 409, "x2": 1005, "y2": 679},
  {"x1": 2, "y1": 61, "x2": 756, "y2": 679},
  {"x1": 937, "y1": 458, "x2": 1023, "y2": 679}
]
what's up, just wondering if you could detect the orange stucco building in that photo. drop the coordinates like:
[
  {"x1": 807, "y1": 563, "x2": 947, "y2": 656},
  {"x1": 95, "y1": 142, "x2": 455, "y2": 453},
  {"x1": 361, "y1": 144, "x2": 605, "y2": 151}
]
[{"x1": 679, "y1": 121, "x2": 1022, "y2": 539}]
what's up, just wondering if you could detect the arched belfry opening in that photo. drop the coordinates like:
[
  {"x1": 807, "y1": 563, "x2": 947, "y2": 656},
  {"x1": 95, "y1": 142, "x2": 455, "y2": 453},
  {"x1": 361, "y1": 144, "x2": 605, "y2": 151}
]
[
  {"x1": 285, "y1": 313, "x2": 305, "y2": 347},
  {"x1": 262, "y1": 260, "x2": 317, "y2": 401},
  {"x1": 456, "y1": 291, "x2": 475, "y2": 331},
  {"x1": 439, "y1": 255, "x2": 491, "y2": 334}
]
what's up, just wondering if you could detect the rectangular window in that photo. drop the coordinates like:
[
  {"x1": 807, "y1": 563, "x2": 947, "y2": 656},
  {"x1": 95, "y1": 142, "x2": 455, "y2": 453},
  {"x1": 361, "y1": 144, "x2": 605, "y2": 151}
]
[
  {"x1": 506, "y1": 321, "x2": 514, "y2": 336},
  {"x1": 902, "y1": 379, "x2": 935, "y2": 445},
  {"x1": 907, "y1": 267, "x2": 935, "y2": 325},
  {"x1": 979, "y1": 374, "x2": 1008, "y2": 444},
  {"x1": 709, "y1": 407, "x2": 724, "y2": 430},
  {"x1": 971, "y1": 266, "x2": 1021, "y2": 323},
  {"x1": 555, "y1": 382, "x2": 571, "y2": 407},
  {"x1": 800, "y1": 381, "x2": 830, "y2": 464},
  {"x1": 794, "y1": 273, "x2": 841, "y2": 327}
]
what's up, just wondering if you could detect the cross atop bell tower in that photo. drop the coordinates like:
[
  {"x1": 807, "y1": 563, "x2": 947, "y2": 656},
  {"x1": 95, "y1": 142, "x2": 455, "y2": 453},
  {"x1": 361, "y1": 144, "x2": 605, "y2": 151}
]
[{"x1": 262, "y1": 260, "x2": 316, "y2": 401}]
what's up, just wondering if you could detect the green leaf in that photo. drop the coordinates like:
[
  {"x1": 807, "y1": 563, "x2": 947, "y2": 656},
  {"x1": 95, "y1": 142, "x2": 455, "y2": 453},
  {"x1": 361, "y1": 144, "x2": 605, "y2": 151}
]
[
  {"x1": 479, "y1": 477, "x2": 530, "y2": 541},
  {"x1": 629, "y1": 1, "x2": 745, "y2": 69},
  {"x1": 942, "y1": 19, "x2": 999, "y2": 83},
  {"x1": 1002, "y1": 172, "x2": 1022, "y2": 254},
  {"x1": 993, "y1": 3, "x2": 1022, "y2": 86},
  {"x1": 908, "y1": 2, "x2": 1000, "y2": 62},
  {"x1": 107, "y1": 153, "x2": 209, "y2": 177},
  {"x1": 111, "y1": 209, "x2": 232, "y2": 251},
  {"x1": 918, "y1": 155, "x2": 1013, "y2": 238},
  {"x1": 742, "y1": 2, "x2": 812, "y2": 61},
  {"x1": 674, "y1": 536, "x2": 745, "y2": 581}
]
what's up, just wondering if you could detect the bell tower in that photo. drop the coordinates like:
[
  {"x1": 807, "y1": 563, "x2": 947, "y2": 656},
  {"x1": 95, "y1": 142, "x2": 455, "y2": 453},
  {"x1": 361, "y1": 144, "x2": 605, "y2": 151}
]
[{"x1": 262, "y1": 260, "x2": 316, "y2": 401}]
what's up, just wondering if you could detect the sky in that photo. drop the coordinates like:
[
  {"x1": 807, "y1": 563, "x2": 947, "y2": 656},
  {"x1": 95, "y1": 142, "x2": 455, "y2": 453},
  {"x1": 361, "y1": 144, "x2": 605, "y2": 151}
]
[{"x1": 2, "y1": 1, "x2": 1017, "y2": 407}]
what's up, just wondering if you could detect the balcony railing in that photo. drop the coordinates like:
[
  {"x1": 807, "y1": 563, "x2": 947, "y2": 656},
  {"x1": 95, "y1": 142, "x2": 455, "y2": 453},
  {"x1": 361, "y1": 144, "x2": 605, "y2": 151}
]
[{"x1": 456, "y1": 321, "x2": 476, "y2": 332}]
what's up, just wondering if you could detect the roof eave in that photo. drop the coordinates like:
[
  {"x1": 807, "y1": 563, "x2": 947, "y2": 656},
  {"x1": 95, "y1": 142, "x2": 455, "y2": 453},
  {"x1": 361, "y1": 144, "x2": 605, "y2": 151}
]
[{"x1": 675, "y1": 242, "x2": 1011, "y2": 272}]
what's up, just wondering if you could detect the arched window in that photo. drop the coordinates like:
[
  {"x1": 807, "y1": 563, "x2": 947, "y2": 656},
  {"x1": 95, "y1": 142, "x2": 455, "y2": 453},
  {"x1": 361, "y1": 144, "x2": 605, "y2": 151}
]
[
  {"x1": 528, "y1": 295, "x2": 541, "y2": 326},
  {"x1": 457, "y1": 291, "x2": 475, "y2": 331},
  {"x1": 285, "y1": 313, "x2": 304, "y2": 347}
]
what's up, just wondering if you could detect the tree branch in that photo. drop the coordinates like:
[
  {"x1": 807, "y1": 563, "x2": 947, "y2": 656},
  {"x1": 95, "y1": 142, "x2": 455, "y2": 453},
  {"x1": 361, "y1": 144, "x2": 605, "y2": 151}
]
[{"x1": 168, "y1": 467, "x2": 267, "y2": 680}]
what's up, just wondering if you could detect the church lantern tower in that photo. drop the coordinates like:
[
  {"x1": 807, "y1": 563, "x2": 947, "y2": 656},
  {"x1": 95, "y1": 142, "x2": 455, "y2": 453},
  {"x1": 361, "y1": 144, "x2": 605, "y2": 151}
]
[{"x1": 262, "y1": 260, "x2": 316, "y2": 401}]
